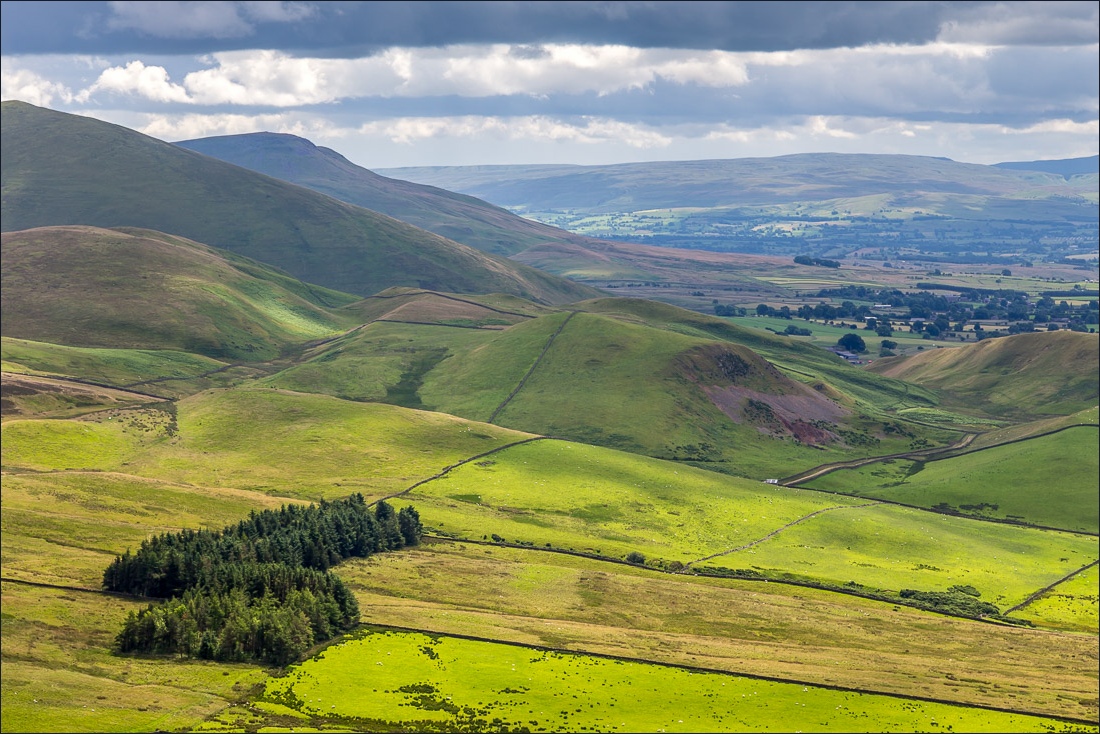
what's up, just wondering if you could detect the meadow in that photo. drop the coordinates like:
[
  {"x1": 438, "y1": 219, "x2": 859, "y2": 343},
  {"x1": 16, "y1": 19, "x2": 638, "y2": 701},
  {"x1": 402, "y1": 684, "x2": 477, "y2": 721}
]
[
  {"x1": 247, "y1": 627, "x2": 1097, "y2": 733},
  {"x1": 397, "y1": 439, "x2": 1098, "y2": 612},
  {"x1": 1, "y1": 387, "x2": 532, "y2": 501},
  {"x1": 1011, "y1": 563, "x2": 1100, "y2": 633},
  {"x1": 338, "y1": 541, "x2": 1100, "y2": 719},
  {"x1": 801, "y1": 426, "x2": 1100, "y2": 533}
]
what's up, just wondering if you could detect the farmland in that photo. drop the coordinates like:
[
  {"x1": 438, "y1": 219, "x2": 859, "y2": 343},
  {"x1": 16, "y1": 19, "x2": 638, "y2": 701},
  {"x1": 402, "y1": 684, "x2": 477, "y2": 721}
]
[
  {"x1": 242, "y1": 627, "x2": 1091, "y2": 732},
  {"x1": 1, "y1": 104, "x2": 1096, "y2": 733}
]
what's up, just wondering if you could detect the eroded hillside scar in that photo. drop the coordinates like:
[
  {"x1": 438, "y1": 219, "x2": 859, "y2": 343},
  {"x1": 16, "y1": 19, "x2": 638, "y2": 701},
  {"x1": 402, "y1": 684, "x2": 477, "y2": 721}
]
[{"x1": 488, "y1": 311, "x2": 577, "y2": 424}]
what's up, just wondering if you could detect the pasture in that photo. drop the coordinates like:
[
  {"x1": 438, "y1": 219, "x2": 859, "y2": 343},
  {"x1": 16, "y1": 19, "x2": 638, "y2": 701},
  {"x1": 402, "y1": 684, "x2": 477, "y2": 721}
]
[
  {"x1": 339, "y1": 541, "x2": 1100, "y2": 719},
  {"x1": 1012, "y1": 563, "x2": 1100, "y2": 633},
  {"x1": 1, "y1": 387, "x2": 532, "y2": 500},
  {"x1": 400, "y1": 438, "x2": 1098, "y2": 609},
  {"x1": 256, "y1": 627, "x2": 1097, "y2": 732},
  {"x1": 801, "y1": 426, "x2": 1100, "y2": 533}
]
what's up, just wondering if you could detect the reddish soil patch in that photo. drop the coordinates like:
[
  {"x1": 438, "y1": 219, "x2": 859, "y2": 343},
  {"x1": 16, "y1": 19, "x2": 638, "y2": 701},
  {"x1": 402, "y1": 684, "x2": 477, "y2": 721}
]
[{"x1": 703, "y1": 383, "x2": 848, "y2": 445}]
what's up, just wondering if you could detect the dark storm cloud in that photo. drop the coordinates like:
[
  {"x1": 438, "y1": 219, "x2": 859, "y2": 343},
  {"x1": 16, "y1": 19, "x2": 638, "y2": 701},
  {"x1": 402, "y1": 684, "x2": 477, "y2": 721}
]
[{"x1": 2, "y1": 1, "x2": 1096, "y2": 57}]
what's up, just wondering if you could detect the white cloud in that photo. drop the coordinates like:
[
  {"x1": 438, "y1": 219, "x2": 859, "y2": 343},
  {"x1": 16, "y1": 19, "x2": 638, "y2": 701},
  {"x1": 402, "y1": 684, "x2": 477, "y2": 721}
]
[
  {"x1": 1008, "y1": 118, "x2": 1099, "y2": 135},
  {"x1": 72, "y1": 44, "x2": 759, "y2": 107},
  {"x1": 358, "y1": 115, "x2": 672, "y2": 148},
  {"x1": 80, "y1": 60, "x2": 191, "y2": 103},
  {"x1": 0, "y1": 63, "x2": 75, "y2": 107}
]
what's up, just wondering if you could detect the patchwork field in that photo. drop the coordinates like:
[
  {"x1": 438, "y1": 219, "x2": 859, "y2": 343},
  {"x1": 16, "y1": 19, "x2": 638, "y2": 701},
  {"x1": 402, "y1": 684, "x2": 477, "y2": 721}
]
[{"x1": 1, "y1": 247, "x2": 1096, "y2": 732}]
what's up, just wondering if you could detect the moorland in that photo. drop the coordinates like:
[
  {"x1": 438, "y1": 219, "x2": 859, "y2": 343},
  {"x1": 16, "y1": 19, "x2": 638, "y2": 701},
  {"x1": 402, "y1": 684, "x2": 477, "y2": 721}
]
[{"x1": 1, "y1": 100, "x2": 1098, "y2": 733}]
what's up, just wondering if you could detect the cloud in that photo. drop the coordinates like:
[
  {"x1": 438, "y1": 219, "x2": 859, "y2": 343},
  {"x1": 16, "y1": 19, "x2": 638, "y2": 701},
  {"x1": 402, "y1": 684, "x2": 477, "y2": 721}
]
[
  {"x1": 79, "y1": 60, "x2": 191, "y2": 102},
  {"x1": 937, "y1": 0, "x2": 1099, "y2": 45},
  {"x1": 1, "y1": 62, "x2": 76, "y2": 107},
  {"x1": 357, "y1": 115, "x2": 673, "y2": 148},
  {"x1": 4, "y1": 2, "x2": 1096, "y2": 56},
  {"x1": 104, "y1": 1, "x2": 315, "y2": 39},
  {"x1": 71, "y1": 45, "x2": 754, "y2": 106}
]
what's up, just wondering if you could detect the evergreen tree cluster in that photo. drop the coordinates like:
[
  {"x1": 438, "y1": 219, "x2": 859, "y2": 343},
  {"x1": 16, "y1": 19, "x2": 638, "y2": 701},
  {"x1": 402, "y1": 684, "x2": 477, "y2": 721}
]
[{"x1": 105, "y1": 495, "x2": 422, "y2": 665}]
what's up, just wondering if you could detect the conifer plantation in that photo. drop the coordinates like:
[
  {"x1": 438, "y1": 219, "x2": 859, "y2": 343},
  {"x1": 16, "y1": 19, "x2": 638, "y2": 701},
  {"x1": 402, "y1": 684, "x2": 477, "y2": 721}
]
[{"x1": 103, "y1": 496, "x2": 422, "y2": 665}]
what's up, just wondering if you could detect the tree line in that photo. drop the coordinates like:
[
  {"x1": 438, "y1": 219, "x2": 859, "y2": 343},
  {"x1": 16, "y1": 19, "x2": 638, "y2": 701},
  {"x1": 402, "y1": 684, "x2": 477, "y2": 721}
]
[{"x1": 104, "y1": 495, "x2": 422, "y2": 665}]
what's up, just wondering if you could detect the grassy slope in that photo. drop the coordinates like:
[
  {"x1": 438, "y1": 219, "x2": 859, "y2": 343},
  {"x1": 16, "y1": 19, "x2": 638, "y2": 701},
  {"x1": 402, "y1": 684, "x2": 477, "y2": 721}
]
[
  {"x1": 1014, "y1": 562, "x2": 1099, "y2": 633},
  {"x1": 866, "y1": 331, "x2": 1100, "y2": 418},
  {"x1": 259, "y1": 299, "x2": 958, "y2": 478},
  {"x1": 341, "y1": 544, "x2": 1099, "y2": 723},
  {"x1": 1, "y1": 372, "x2": 161, "y2": 421},
  {"x1": 1, "y1": 387, "x2": 532, "y2": 500},
  {"x1": 0, "y1": 101, "x2": 599, "y2": 304},
  {"x1": 175, "y1": 132, "x2": 597, "y2": 257},
  {"x1": 1, "y1": 226, "x2": 358, "y2": 360},
  {"x1": 802, "y1": 426, "x2": 1100, "y2": 533},
  {"x1": 0, "y1": 337, "x2": 268, "y2": 399},
  {"x1": 400, "y1": 439, "x2": 1097, "y2": 608},
  {"x1": 3, "y1": 375, "x2": 1096, "y2": 729},
  {"x1": 253, "y1": 627, "x2": 1079, "y2": 733}
]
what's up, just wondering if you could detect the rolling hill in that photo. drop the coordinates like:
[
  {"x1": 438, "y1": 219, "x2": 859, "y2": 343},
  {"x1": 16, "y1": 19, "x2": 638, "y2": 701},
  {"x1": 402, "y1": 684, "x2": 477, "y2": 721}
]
[
  {"x1": 1, "y1": 226, "x2": 359, "y2": 360},
  {"x1": 866, "y1": 331, "x2": 1100, "y2": 419},
  {"x1": 257, "y1": 293, "x2": 958, "y2": 478},
  {"x1": 174, "y1": 132, "x2": 600, "y2": 258},
  {"x1": 0, "y1": 101, "x2": 598, "y2": 304},
  {"x1": 3, "y1": 105, "x2": 1097, "y2": 734}
]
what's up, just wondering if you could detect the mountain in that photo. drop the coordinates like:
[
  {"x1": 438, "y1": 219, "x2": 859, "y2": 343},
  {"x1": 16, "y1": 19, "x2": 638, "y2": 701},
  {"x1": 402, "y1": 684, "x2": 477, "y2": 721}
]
[
  {"x1": 377, "y1": 153, "x2": 1095, "y2": 212},
  {"x1": 994, "y1": 155, "x2": 1099, "y2": 178},
  {"x1": 866, "y1": 331, "x2": 1099, "y2": 419},
  {"x1": 0, "y1": 101, "x2": 598, "y2": 305},
  {"x1": 0, "y1": 226, "x2": 359, "y2": 360},
  {"x1": 174, "y1": 132, "x2": 598, "y2": 257}
]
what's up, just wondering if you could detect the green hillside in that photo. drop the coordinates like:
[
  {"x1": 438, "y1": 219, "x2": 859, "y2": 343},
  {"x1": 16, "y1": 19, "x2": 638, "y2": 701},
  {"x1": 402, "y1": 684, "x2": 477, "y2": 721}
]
[
  {"x1": 1, "y1": 226, "x2": 357, "y2": 360},
  {"x1": 176, "y1": 132, "x2": 597, "y2": 257},
  {"x1": 867, "y1": 331, "x2": 1100, "y2": 418},
  {"x1": 264, "y1": 299, "x2": 958, "y2": 479},
  {"x1": 0, "y1": 102, "x2": 598, "y2": 304},
  {"x1": 801, "y1": 426, "x2": 1100, "y2": 534}
]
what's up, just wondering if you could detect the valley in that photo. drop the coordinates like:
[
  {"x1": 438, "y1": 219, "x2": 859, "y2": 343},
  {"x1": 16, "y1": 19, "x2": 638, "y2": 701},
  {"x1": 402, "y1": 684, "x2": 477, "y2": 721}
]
[{"x1": 1, "y1": 101, "x2": 1097, "y2": 733}]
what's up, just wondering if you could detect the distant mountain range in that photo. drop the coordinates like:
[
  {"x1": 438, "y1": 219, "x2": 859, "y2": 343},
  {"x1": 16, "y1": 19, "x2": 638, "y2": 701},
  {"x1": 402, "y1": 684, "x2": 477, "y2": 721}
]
[
  {"x1": 0, "y1": 101, "x2": 597, "y2": 305},
  {"x1": 375, "y1": 153, "x2": 1097, "y2": 212},
  {"x1": 374, "y1": 152, "x2": 1097, "y2": 261},
  {"x1": 994, "y1": 155, "x2": 1099, "y2": 178}
]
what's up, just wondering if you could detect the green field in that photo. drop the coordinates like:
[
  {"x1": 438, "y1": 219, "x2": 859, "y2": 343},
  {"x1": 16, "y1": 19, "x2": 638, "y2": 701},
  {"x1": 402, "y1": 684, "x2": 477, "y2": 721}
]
[
  {"x1": 1, "y1": 337, "x2": 249, "y2": 398},
  {"x1": 1012, "y1": 563, "x2": 1100, "y2": 633},
  {"x1": 338, "y1": 540, "x2": 1100, "y2": 719},
  {"x1": 249, "y1": 627, "x2": 1096, "y2": 733},
  {"x1": 802, "y1": 427, "x2": 1100, "y2": 533},
  {"x1": 2, "y1": 387, "x2": 532, "y2": 501},
  {"x1": 724, "y1": 314, "x2": 945, "y2": 355},
  {"x1": 397, "y1": 439, "x2": 1099, "y2": 611}
]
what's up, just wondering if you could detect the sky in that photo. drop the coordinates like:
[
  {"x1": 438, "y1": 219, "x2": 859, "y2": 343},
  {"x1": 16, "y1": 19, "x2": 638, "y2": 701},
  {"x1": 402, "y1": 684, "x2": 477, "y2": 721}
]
[{"x1": 2, "y1": 1, "x2": 1098, "y2": 169}]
